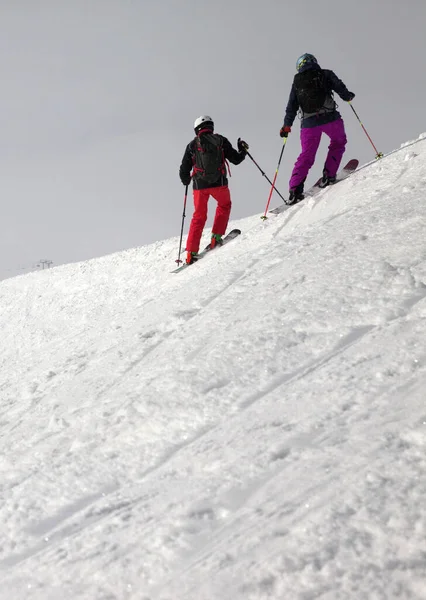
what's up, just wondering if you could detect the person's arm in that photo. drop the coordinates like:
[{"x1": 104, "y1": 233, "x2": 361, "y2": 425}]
[
  {"x1": 325, "y1": 70, "x2": 355, "y2": 102},
  {"x1": 222, "y1": 136, "x2": 246, "y2": 165},
  {"x1": 179, "y1": 142, "x2": 193, "y2": 185},
  {"x1": 283, "y1": 83, "x2": 299, "y2": 127}
]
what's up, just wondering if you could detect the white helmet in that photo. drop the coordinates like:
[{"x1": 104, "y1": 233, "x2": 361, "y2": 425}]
[{"x1": 194, "y1": 115, "x2": 214, "y2": 131}]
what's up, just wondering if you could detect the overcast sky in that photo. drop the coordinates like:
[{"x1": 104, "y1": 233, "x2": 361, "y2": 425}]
[{"x1": 0, "y1": 0, "x2": 425, "y2": 280}]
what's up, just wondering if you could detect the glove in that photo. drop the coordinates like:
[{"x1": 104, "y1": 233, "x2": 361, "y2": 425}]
[
  {"x1": 181, "y1": 174, "x2": 191, "y2": 186},
  {"x1": 280, "y1": 125, "x2": 291, "y2": 138},
  {"x1": 347, "y1": 92, "x2": 355, "y2": 102},
  {"x1": 237, "y1": 138, "x2": 249, "y2": 153}
]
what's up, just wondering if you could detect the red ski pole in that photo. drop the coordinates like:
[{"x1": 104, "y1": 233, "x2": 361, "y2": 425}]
[
  {"x1": 349, "y1": 101, "x2": 383, "y2": 159},
  {"x1": 261, "y1": 138, "x2": 287, "y2": 220}
]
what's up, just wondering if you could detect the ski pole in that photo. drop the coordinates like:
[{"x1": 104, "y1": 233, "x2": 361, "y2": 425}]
[
  {"x1": 175, "y1": 185, "x2": 188, "y2": 264},
  {"x1": 348, "y1": 101, "x2": 383, "y2": 159},
  {"x1": 246, "y1": 151, "x2": 287, "y2": 204},
  {"x1": 261, "y1": 138, "x2": 287, "y2": 220}
]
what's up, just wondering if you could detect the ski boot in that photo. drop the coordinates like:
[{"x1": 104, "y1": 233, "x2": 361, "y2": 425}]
[
  {"x1": 319, "y1": 169, "x2": 337, "y2": 189},
  {"x1": 288, "y1": 181, "x2": 305, "y2": 205},
  {"x1": 186, "y1": 251, "x2": 198, "y2": 265},
  {"x1": 209, "y1": 233, "x2": 223, "y2": 249}
]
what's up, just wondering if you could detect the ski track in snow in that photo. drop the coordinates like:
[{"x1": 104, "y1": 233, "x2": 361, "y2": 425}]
[{"x1": 0, "y1": 134, "x2": 426, "y2": 599}]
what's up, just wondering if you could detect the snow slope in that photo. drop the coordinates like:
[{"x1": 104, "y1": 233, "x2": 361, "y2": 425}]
[{"x1": 1, "y1": 135, "x2": 426, "y2": 600}]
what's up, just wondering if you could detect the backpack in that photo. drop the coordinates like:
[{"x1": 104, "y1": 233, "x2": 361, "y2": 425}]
[
  {"x1": 192, "y1": 133, "x2": 225, "y2": 184},
  {"x1": 293, "y1": 69, "x2": 328, "y2": 114}
]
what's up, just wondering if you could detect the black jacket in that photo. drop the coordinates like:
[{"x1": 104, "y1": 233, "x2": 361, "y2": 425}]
[
  {"x1": 179, "y1": 133, "x2": 245, "y2": 189},
  {"x1": 284, "y1": 65, "x2": 354, "y2": 129}
]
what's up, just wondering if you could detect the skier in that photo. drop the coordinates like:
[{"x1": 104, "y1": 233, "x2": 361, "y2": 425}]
[
  {"x1": 179, "y1": 116, "x2": 248, "y2": 265},
  {"x1": 280, "y1": 53, "x2": 355, "y2": 204}
]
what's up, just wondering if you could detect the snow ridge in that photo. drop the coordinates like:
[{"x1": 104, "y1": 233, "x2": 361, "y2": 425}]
[{"x1": 1, "y1": 134, "x2": 426, "y2": 600}]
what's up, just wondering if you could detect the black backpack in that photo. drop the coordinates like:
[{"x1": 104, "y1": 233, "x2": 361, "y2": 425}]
[
  {"x1": 192, "y1": 133, "x2": 225, "y2": 184},
  {"x1": 294, "y1": 69, "x2": 328, "y2": 113}
]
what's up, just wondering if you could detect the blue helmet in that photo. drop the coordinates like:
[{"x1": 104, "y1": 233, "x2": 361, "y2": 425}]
[{"x1": 296, "y1": 53, "x2": 318, "y2": 72}]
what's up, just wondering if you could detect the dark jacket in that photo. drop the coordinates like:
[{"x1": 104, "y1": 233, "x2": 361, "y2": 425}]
[
  {"x1": 179, "y1": 132, "x2": 245, "y2": 190},
  {"x1": 283, "y1": 64, "x2": 354, "y2": 129}
]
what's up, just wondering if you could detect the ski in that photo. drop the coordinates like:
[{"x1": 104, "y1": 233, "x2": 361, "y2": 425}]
[
  {"x1": 307, "y1": 158, "x2": 359, "y2": 197},
  {"x1": 269, "y1": 159, "x2": 359, "y2": 215},
  {"x1": 171, "y1": 228, "x2": 241, "y2": 273}
]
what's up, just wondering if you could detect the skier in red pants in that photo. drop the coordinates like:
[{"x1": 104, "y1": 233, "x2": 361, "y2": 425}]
[
  {"x1": 280, "y1": 53, "x2": 355, "y2": 204},
  {"x1": 179, "y1": 116, "x2": 248, "y2": 265}
]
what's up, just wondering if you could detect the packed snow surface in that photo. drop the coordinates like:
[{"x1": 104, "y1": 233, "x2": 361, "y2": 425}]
[{"x1": 1, "y1": 135, "x2": 426, "y2": 599}]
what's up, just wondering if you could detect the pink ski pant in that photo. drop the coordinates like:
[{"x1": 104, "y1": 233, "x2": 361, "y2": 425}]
[{"x1": 289, "y1": 118, "x2": 347, "y2": 190}]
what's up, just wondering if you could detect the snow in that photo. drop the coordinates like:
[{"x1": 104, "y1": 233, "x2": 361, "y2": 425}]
[{"x1": 1, "y1": 136, "x2": 426, "y2": 599}]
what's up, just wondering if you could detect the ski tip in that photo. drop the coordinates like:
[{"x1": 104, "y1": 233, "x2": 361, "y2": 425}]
[{"x1": 345, "y1": 159, "x2": 359, "y2": 169}]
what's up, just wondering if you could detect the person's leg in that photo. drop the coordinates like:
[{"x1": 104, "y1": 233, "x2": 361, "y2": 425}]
[
  {"x1": 185, "y1": 189, "x2": 209, "y2": 254},
  {"x1": 289, "y1": 126, "x2": 322, "y2": 190},
  {"x1": 323, "y1": 119, "x2": 347, "y2": 178},
  {"x1": 210, "y1": 186, "x2": 232, "y2": 236}
]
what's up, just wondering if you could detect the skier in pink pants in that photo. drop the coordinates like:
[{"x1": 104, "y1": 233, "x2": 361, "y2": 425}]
[{"x1": 280, "y1": 53, "x2": 355, "y2": 204}]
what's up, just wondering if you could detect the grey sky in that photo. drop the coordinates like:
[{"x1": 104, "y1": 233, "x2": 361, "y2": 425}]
[{"x1": 0, "y1": 0, "x2": 425, "y2": 280}]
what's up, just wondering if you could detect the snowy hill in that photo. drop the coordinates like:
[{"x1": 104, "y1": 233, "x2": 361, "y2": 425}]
[{"x1": 1, "y1": 135, "x2": 426, "y2": 600}]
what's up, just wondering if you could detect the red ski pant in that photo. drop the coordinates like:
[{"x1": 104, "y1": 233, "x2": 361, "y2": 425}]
[{"x1": 186, "y1": 186, "x2": 232, "y2": 253}]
